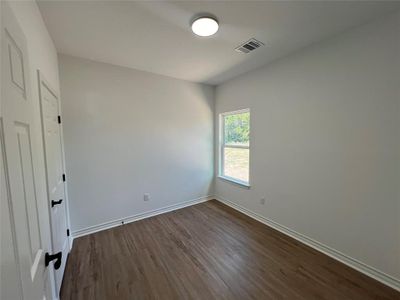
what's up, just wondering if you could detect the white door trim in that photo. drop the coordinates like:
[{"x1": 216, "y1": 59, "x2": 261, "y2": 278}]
[
  {"x1": 37, "y1": 70, "x2": 72, "y2": 252},
  {"x1": 37, "y1": 70, "x2": 72, "y2": 297}
]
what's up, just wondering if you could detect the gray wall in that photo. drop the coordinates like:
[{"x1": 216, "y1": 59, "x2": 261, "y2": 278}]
[
  {"x1": 59, "y1": 55, "x2": 214, "y2": 233},
  {"x1": 215, "y1": 12, "x2": 400, "y2": 279}
]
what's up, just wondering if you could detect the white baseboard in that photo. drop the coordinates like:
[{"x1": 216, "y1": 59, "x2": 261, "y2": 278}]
[
  {"x1": 215, "y1": 195, "x2": 400, "y2": 292},
  {"x1": 71, "y1": 195, "x2": 213, "y2": 239},
  {"x1": 68, "y1": 236, "x2": 73, "y2": 252}
]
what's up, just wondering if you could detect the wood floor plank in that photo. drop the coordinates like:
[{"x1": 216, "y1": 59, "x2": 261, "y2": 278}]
[{"x1": 61, "y1": 200, "x2": 399, "y2": 300}]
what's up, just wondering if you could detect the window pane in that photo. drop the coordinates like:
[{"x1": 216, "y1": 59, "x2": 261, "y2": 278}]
[
  {"x1": 223, "y1": 147, "x2": 249, "y2": 183},
  {"x1": 224, "y1": 112, "x2": 250, "y2": 146}
]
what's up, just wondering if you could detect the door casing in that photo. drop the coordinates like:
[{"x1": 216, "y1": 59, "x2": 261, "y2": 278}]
[{"x1": 37, "y1": 70, "x2": 72, "y2": 295}]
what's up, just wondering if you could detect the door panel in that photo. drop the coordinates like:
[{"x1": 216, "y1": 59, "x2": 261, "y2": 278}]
[
  {"x1": 1, "y1": 119, "x2": 23, "y2": 300},
  {"x1": 15, "y1": 122, "x2": 41, "y2": 255},
  {"x1": 1, "y1": 2, "x2": 51, "y2": 299},
  {"x1": 38, "y1": 73, "x2": 69, "y2": 295},
  {"x1": 7, "y1": 29, "x2": 26, "y2": 96},
  {"x1": 14, "y1": 124, "x2": 45, "y2": 293}
]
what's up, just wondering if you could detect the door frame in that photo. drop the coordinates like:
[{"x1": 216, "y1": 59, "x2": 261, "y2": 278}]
[{"x1": 37, "y1": 69, "x2": 72, "y2": 284}]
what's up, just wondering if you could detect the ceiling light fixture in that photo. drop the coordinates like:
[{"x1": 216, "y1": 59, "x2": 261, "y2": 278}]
[{"x1": 191, "y1": 16, "x2": 219, "y2": 37}]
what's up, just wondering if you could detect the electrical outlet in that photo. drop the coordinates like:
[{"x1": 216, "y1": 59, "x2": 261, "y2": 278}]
[
  {"x1": 260, "y1": 198, "x2": 266, "y2": 205},
  {"x1": 144, "y1": 193, "x2": 150, "y2": 201}
]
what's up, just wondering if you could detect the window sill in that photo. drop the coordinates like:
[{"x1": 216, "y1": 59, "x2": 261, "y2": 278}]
[{"x1": 217, "y1": 176, "x2": 251, "y2": 189}]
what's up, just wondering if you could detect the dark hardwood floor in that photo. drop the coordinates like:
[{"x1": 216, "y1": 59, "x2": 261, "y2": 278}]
[{"x1": 61, "y1": 200, "x2": 399, "y2": 300}]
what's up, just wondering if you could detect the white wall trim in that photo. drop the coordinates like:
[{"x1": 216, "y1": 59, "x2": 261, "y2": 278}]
[
  {"x1": 69, "y1": 235, "x2": 73, "y2": 250},
  {"x1": 215, "y1": 195, "x2": 400, "y2": 292},
  {"x1": 72, "y1": 195, "x2": 214, "y2": 239}
]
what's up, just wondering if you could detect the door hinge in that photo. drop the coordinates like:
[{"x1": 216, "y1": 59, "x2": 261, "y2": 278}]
[
  {"x1": 58, "y1": 115, "x2": 61, "y2": 124},
  {"x1": 62, "y1": 174, "x2": 66, "y2": 182},
  {"x1": 51, "y1": 199, "x2": 63, "y2": 207},
  {"x1": 45, "y1": 252, "x2": 62, "y2": 269},
  {"x1": 67, "y1": 229, "x2": 70, "y2": 237}
]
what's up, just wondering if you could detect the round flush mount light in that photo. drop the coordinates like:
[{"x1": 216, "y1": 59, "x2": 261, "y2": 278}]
[{"x1": 191, "y1": 16, "x2": 219, "y2": 37}]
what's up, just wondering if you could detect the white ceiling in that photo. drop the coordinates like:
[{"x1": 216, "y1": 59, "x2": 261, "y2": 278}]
[{"x1": 38, "y1": 1, "x2": 400, "y2": 85}]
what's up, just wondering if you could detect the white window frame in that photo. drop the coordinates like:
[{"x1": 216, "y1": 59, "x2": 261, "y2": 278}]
[{"x1": 218, "y1": 108, "x2": 250, "y2": 188}]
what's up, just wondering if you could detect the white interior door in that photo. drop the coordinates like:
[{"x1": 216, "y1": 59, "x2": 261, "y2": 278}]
[
  {"x1": 38, "y1": 72, "x2": 69, "y2": 295},
  {"x1": 1, "y1": 3, "x2": 53, "y2": 300}
]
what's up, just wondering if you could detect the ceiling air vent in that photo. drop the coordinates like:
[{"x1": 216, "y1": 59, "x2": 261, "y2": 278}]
[{"x1": 235, "y1": 38, "x2": 264, "y2": 54}]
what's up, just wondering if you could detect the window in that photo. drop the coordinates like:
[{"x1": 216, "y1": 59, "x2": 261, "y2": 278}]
[{"x1": 219, "y1": 109, "x2": 250, "y2": 186}]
